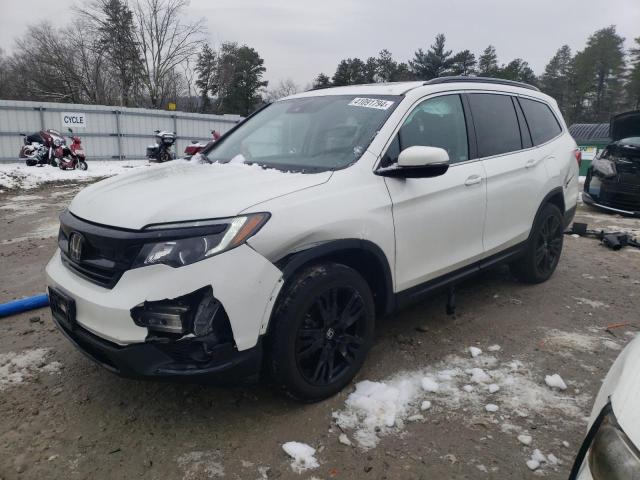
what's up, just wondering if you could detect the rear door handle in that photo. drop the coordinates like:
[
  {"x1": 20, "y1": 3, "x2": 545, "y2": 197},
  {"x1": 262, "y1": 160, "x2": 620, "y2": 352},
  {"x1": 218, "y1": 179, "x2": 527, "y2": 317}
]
[
  {"x1": 525, "y1": 159, "x2": 540, "y2": 169},
  {"x1": 464, "y1": 175, "x2": 483, "y2": 186}
]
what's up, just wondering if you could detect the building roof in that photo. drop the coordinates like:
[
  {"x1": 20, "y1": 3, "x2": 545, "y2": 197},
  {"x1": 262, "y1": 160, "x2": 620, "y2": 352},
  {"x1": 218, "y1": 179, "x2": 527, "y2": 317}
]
[{"x1": 569, "y1": 123, "x2": 610, "y2": 143}]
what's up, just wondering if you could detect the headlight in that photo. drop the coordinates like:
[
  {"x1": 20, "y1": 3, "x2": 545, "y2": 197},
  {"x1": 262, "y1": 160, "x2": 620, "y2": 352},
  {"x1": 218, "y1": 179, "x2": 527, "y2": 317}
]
[
  {"x1": 592, "y1": 157, "x2": 616, "y2": 177},
  {"x1": 588, "y1": 409, "x2": 640, "y2": 479},
  {"x1": 53, "y1": 138, "x2": 62, "y2": 147},
  {"x1": 132, "y1": 213, "x2": 269, "y2": 268}
]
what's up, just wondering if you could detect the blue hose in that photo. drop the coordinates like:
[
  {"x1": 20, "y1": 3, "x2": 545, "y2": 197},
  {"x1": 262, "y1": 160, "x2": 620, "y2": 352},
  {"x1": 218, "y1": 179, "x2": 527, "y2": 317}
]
[{"x1": 0, "y1": 294, "x2": 50, "y2": 318}]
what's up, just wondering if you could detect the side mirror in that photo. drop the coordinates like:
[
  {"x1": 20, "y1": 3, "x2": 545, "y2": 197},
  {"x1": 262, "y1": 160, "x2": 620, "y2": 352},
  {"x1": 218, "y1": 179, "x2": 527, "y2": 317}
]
[
  {"x1": 376, "y1": 146, "x2": 450, "y2": 178},
  {"x1": 68, "y1": 128, "x2": 73, "y2": 133}
]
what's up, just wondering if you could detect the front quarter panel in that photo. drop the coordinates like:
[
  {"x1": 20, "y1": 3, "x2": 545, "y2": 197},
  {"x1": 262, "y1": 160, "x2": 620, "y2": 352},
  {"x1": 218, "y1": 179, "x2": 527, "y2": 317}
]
[{"x1": 245, "y1": 152, "x2": 396, "y2": 290}]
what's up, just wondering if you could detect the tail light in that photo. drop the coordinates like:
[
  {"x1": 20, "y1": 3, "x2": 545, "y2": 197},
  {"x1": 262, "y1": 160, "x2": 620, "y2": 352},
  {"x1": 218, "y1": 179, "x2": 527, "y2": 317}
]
[{"x1": 574, "y1": 149, "x2": 582, "y2": 168}]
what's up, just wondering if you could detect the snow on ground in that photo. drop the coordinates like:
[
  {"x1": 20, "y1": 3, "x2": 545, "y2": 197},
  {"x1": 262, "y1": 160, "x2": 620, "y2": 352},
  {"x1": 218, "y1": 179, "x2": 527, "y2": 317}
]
[
  {"x1": 545, "y1": 374, "x2": 568, "y2": 390},
  {"x1": 176, "y1": 451, "x2": 225, "y2": 479},
  {"x1": 332, "y1": 347, "x2": 590, "y2": 451},
  {"x1": 0, "y1": 348, "x2": 62, "y2": 390},
  {"x1": 0, "y1": 161, "x2": 147, "y2": 190},
  {"x1": 282, "y1": 442, "x2": 319, "y2": 473},
  {"x1": 544, "y1": 328, "x2": 622, "y2": 353}
]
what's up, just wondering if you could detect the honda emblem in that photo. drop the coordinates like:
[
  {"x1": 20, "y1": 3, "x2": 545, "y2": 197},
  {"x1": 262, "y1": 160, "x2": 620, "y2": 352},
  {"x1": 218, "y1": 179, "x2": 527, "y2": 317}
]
[{"x1": 69, "y1": 232, "x2": 83, "y2": 262}]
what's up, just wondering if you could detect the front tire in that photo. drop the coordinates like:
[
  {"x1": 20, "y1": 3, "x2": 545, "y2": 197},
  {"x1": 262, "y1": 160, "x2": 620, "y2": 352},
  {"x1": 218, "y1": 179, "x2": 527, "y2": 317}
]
[
  {"x1": 267, "y1": 263, "x2": 375, "y2": 402},
  {"x1": 510, "y1": 203, "x2": 564, "y2": 284},
  {"x1": 78, "y1": 161, "x2": 88, "y2": 171}
]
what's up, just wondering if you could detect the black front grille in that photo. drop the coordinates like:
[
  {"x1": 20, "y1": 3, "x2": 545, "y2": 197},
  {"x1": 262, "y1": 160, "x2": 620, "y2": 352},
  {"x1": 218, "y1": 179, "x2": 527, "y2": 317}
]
[
  {"x1": 58, "y1": 210, "x2": 145, "y2": 289},
  {"x1": 58, "y1": 210, "x2": 228, "y2": 289}
]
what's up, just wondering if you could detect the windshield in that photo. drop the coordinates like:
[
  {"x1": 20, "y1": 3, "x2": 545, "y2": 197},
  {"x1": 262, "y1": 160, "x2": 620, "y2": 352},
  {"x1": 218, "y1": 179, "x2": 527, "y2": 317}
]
[{"x1": 201, "y1": 95, "x2": 401, "y2": 172}]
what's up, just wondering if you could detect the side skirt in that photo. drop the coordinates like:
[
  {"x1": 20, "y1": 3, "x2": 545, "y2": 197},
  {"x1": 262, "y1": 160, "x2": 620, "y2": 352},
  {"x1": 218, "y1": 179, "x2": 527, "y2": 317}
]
[{"x1": 394, "y1": 242, "x2": 526, "y2": 311}]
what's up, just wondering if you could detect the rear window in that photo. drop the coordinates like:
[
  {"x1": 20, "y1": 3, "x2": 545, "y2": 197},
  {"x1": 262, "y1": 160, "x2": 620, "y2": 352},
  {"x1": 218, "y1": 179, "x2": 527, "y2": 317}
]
[
  {"x1": 519, "y1": 98, "x2": 562, "y2": 145},
  {"x1": 468, "y1": 93, "x2": 521, "y2": 158}
]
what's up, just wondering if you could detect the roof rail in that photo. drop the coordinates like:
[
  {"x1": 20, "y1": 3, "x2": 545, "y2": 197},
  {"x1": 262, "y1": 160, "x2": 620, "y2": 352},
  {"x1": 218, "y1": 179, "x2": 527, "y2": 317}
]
[{"x1": 424, "y1": 76, "x2": 540, "y2": 92}]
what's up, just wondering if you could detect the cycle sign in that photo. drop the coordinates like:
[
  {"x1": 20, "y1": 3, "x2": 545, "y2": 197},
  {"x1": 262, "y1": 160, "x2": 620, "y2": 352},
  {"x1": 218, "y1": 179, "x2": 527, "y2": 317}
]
[{"x1": 61, "y1": 112, "x2": 86, "y2": 129}]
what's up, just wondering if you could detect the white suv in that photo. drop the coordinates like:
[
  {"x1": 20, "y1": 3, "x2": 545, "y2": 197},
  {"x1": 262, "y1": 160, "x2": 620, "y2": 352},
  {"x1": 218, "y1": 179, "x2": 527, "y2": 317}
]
[{"x1": 46, "y1": 77, "x2": 580, "y2": 401}]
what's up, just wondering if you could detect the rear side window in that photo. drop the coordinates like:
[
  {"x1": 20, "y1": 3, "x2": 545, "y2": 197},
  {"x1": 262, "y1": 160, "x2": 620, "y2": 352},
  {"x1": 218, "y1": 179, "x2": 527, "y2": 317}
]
[
  {"x1": 519, "y1": 98, "x2": 562, "y2": 145},
  {"x1": 468, "y1": 93, "x2": 521, "y2": 157}
]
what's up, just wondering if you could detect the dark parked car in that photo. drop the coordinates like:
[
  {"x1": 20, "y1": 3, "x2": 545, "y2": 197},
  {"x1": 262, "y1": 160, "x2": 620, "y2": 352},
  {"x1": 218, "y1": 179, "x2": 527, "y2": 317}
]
[{"x1": 583, "y1": 110, "x2": 640, "y2": 216}]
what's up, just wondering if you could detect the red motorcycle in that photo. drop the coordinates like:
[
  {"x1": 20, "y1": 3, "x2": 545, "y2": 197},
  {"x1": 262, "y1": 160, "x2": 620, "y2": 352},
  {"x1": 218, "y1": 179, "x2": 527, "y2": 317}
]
[
  {"x1": 19, "y1": 129, "x2": 62, "y2": 166},
  {"x1": 58, "y1": 129, "x2": 88, "y2": 170},
  {"x1": 184, "y1": 130, "x2": 221, "y2": 157}
]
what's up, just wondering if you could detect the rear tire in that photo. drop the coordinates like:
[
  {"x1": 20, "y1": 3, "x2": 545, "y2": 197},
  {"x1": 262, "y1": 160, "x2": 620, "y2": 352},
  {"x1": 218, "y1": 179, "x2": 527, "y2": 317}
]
[
  {"x1": 25, "y1": 159, "x2": 37, "y2": 167},
  {"x1": 510, "y1": 203, "x2": 564, "y2": 284},
  {"x1": 267, "y1": 263, "x2": 375, "y2": 402}
]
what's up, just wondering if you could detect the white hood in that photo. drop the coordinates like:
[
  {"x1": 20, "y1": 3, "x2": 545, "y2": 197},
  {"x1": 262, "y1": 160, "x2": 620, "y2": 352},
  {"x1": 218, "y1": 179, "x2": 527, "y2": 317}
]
[{"x1": 68, "y1": 160, "x2": 332, "y2": 230}]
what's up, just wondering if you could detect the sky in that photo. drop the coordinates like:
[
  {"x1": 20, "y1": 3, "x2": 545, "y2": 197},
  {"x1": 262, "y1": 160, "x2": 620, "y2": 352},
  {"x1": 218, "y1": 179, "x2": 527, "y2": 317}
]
[{"x1": 1, "y1": 0, "x2": 638, "y2": 89}]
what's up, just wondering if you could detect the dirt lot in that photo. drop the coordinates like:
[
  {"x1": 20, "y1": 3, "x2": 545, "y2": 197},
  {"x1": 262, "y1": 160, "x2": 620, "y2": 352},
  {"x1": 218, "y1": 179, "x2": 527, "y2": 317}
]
[{"x1": 1, "y1": 179, "x2": 639, "y2": 480}]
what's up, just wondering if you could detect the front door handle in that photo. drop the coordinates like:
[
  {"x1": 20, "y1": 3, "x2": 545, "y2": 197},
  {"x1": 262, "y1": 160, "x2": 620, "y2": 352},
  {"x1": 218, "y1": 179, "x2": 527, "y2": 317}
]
[{"x1": 464, "y1": 175, "x2": 483, "y2": 186}]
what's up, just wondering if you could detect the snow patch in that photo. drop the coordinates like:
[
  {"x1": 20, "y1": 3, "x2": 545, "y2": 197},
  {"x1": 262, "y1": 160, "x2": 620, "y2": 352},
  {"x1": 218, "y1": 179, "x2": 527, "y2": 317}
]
[
  {"x1": 0, "y1": 348, "x2": 61, "y2": 390},
  {"x1": 421, "y1": 377, "x2": 439, "y2": 392},
  {"x1": 545, "y1": 374, "x2": 568, "y2": 391},
  {"x1": 573, "y1": 297, "x2": 608, "y2": 309},
  {"x1": 0, "y1": 161, "x2": 147, "y2": 190},
  {"x1": 517, "y1": 434, "x2": 532, "y2": 446},
  {"x1": 176, "y1": 451, "x2": 225, "y2": 479},
  {"x1": 469, "y1": 346, "x2": 483, "y2": 357},
  {"x1": 282, "y1": 442, "x2": 319, "y2": 473},
  {"x1": 333, "y1": 350, "x2": 589, "y2": 449}
]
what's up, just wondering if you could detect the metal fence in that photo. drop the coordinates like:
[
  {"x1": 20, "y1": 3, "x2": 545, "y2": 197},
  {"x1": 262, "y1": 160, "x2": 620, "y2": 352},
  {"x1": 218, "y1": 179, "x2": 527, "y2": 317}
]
[{"x1": 0, "y1": 99, "x2": 243, "y2": 162}]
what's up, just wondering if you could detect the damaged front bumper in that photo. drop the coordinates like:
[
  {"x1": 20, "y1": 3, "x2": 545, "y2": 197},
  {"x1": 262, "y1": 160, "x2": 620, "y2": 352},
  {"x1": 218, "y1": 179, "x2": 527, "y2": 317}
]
[
  {"x1": 45, "y1": 244, "x2": 283, "y2": 382},
  {"x1": 52, "y1": 312, "x2": 263, "y2": 382},
  {"x1": 583, "y1": 174, "x2": 640, "y2": 217}
]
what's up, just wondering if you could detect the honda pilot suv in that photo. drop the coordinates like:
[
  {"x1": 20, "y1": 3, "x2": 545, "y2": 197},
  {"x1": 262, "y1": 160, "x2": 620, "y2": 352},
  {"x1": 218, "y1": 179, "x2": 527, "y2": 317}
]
[{"x1": 46, "y1": 77, "x2": 580, "y2": 401}]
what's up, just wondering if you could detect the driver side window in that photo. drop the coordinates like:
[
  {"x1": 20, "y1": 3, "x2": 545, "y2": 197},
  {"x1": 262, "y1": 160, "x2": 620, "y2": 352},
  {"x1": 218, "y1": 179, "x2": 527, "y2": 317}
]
[{"x1": 381, "y1": 94, "x2": 469, "y2": 167}]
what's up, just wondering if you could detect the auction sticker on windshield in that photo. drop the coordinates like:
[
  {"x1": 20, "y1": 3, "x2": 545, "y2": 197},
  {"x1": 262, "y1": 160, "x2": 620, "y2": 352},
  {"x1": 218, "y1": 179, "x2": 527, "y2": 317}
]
[{"x1": 348, "y1": 98, "x2": 395, "y2": 110}]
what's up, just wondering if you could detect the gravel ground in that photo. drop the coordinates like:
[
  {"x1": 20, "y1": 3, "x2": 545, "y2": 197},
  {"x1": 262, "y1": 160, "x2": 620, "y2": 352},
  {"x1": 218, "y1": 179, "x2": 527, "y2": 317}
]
[{"x1": 1, "y1": 180, "x2": 639, "y2": 480}]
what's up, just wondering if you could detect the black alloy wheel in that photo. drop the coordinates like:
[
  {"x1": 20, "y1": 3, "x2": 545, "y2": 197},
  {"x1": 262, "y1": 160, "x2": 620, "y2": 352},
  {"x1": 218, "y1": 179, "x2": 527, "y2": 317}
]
[
  {"x1": 535, "y1": 212, "x2": 563, "y2": 276},
  {"x1": 267, "y1": 263, "x2": 375, "y2": 402},
  {"x1": 295, "y1": 286, "x2": 367, "y2": 386}
]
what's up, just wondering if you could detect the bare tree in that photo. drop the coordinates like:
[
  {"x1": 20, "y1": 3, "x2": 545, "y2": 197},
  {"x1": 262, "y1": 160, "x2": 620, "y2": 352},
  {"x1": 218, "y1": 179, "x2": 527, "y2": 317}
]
[
  {"x1": 264, "y1": 78, "x2": 299, "y2": 102},
  {"x1": 132, "y1": 0, "x2": 205, "y2": 108}
]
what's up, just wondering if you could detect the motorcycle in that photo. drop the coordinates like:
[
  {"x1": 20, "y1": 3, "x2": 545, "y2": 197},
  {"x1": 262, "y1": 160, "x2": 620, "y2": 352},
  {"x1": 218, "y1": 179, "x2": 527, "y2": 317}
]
[
  {"x1": 58, "y1": 128, "x2": 88, "y2": 170},
  {"x1": 146, "y1": 130, "x2": 176, "y2": 162},
  {"x1": 19, "y1": 129, "x2": 63, "y2": 166},
  {"x1": 184, "y1": 130, "x2": 221, "y2": 157}
]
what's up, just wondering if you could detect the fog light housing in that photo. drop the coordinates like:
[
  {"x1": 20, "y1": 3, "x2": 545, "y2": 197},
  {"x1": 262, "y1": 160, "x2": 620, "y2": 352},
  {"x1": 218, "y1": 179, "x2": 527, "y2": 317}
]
[
  {"x1": 131, "y1": 286, "x2": 227, "y2": 339},
  {"x1": 136, "y1": 304, "x2": 189, "y2": 334}
]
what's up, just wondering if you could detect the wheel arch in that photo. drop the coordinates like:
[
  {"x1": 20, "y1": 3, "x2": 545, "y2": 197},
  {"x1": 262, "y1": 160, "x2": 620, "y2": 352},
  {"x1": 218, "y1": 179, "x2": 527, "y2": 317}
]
[
  {"x1": 274, "y1": 239, "x2": 395, "y2": 319},
  {"x1": 528, "y1": 187, "x2": 565, "y2": 241}
]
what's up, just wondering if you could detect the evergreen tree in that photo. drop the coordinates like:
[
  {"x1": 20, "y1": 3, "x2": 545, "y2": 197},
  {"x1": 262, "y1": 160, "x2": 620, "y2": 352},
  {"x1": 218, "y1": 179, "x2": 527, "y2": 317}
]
[
  {"x1": 570, "y1": 26, "x2": 626, "y2": 122},
  {"x1": 409, "y1": 33, "x2": 453, "y2": 80},
  {"x1": 312, "y1": 73, "x2": 331, "y2": 89},
  {"x1": 361, "y1": 57, "x2": 376, "y2": 83},
  {"x1": 195, "y1": 43, "x2": 216, "y2": 112},
  {"x1": 498, "y1": 58, "x2": 537, "y2": 85},
  {"x1": 332, "y1": 58, "x2": 367, "y2": 86},
  {"x1": 93, "y1": 0, "x2": 143, "y2": 106},
  {"x1": 222, "y1": 45, "x2": 268, "y2": 115},
  {"x1": 478, "y1": 45, "x2": 499, "y2": 77},
  {"x1": 626, "y1": 37, "x2": 640, "y2": 110},
  {"x1": 450, "y1": 50, "x2": 476, "y2": 76},
  {"x1": 540, "y1": 45, "x2": 573, "y2": 115}
]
